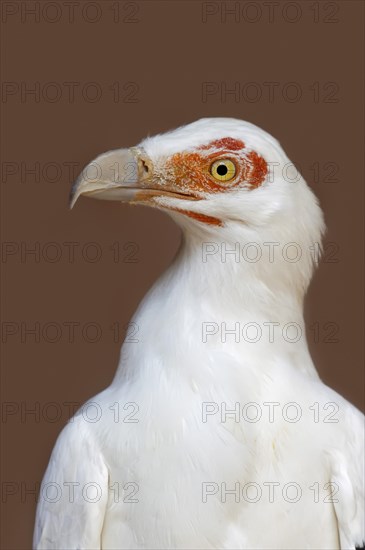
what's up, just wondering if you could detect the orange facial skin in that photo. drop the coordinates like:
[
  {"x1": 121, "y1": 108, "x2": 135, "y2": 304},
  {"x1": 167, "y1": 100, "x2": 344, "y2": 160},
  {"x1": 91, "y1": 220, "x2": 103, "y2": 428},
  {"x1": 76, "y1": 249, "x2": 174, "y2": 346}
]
[
  {"x1": 138, "y1": 138, "x2": 268, "y2": 226},
  {"x1": 198, "y1": 137, "x2": 246, "y2": 152},
  {"x1": 169, "y1": 208, "x2": 224, "y2": 227},
  {"x1": 164, "y1": 138, "x2": 268, "y2": 198},
  {"x1": 244, "y1": 151, "x2": 269, "y2": 189}
]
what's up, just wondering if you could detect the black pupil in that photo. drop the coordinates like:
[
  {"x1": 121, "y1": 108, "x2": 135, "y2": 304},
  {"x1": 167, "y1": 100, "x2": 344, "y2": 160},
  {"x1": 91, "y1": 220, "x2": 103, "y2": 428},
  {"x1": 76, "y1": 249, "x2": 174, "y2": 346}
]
[{"x1": 217, "y1": 164, "x2": 228, "y2": 176}]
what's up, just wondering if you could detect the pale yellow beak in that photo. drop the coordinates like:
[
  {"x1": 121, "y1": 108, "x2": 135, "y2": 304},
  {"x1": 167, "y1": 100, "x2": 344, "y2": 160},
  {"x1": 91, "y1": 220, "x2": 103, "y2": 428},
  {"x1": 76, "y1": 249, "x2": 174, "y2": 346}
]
[
  {"x1": 70, "y1": 148, "x2": 145, "y2": 209},
  {"x1": 70, "y1": 147, "x2": 199, "y2": 209}
]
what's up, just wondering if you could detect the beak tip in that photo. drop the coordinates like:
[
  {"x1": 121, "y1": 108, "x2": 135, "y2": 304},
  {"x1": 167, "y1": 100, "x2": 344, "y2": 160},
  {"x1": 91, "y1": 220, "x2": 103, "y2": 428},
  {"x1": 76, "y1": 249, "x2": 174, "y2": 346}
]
[
  {"x1": 69, "y1": 176, "x2": 82, "y2": 209},
  {"x1": 68, "y1": 193, "x2": 76, "y2": 210},
  {"x1": 69, "y1": 148, "x2": 140, "y2": 210}
]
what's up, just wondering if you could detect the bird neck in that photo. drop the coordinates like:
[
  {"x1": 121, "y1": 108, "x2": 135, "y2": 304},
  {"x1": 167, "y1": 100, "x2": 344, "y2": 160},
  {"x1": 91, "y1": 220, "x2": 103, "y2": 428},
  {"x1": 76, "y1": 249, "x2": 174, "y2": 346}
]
[
  {"x1": 113, "y1": 222, "x2": 320, "y2": 385},
  {"x1": 176, "y1": 221, "x2": 315, "y2": 313}
]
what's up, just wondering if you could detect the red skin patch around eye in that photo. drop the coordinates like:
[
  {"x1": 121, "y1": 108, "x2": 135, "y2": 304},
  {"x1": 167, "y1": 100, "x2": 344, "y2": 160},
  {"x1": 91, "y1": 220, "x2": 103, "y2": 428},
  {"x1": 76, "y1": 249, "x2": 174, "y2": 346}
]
[
  {"x1": 160, "y1": 137, "x2": 268, "y2": 225},
  {"x1": 245, "y1": 151, "x2": 268, "y2": 189},
  {"x1": 166, "y1": 139, "x2": 267, "y2": 194},
  {"x1": 198, "y1": 137, "x2": 245, "y2": 151},
  {"x1": 165, "y1": 151, "x2": 224, "y2": 194}
]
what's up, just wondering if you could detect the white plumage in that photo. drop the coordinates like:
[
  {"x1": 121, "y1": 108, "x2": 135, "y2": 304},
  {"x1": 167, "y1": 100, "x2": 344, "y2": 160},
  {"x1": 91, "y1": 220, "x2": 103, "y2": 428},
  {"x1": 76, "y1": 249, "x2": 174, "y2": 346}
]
[{"x1": 34, "y1": 118, "x2": 364, "y2": 549}]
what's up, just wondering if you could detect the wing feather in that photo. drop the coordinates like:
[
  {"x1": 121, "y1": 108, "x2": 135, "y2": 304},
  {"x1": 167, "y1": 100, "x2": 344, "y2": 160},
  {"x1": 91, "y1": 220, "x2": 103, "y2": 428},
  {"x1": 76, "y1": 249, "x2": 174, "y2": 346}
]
[
  {"x1": 33, "y1": 416, "x2": 109, "y2": 549},
  {"x1": 331, "y1": 407, "x2": 365, "y2": 550}
]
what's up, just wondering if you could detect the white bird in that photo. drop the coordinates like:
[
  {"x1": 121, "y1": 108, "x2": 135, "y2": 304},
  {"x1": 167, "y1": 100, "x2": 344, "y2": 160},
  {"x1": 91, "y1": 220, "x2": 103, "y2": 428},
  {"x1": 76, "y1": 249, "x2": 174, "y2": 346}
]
[{"x1": 34, "y1": 118, "x2": 364, "y2": 550}]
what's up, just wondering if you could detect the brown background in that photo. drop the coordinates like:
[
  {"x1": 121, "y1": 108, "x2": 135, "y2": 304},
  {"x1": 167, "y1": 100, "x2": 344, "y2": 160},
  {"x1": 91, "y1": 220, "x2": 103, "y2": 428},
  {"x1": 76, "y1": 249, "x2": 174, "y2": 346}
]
[{"x1": 1, "y1": 1, "x2": 364, "y2": 548}]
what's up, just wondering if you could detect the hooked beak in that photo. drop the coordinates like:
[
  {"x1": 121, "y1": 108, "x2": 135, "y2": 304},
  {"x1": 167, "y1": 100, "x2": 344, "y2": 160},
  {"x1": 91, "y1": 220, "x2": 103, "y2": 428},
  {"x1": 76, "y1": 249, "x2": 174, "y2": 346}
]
[
  {"x1": 70, "y1": 148, "x2": 144, "y2": 209},
  {"x1": 70, "y1": 147, "x2": 198, "y2": 209}
]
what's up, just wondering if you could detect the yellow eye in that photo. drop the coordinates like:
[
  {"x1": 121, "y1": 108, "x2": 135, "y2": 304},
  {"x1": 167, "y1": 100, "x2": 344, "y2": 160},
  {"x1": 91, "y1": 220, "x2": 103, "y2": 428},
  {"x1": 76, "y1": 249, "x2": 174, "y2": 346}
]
[{"x1": 210, "y1": 159, "x2": 236, "y2": 182}]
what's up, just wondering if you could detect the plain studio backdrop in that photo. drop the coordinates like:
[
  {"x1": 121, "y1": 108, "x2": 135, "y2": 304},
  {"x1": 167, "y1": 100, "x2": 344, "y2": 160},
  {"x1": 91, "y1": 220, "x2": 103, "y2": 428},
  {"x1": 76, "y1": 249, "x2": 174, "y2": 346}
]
[{"x1": 1, "y1": 1, "x2": 364, "y2": 548}]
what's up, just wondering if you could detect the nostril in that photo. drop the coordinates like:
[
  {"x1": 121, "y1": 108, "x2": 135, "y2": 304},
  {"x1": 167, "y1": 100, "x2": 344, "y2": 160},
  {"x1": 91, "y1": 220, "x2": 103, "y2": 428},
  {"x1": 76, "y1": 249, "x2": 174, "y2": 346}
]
[
  {"x1": 142, "y1": 160, "x2": 149, "y2": 173},
  {"x1": 138, "y1": 155, "x2": 153, "y2": 177}
]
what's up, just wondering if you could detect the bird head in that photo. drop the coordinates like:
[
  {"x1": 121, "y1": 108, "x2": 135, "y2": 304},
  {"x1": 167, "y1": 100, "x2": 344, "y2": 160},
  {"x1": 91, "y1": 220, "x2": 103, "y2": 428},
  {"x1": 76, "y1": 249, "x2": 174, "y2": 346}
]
[{"x1": 71, "y1": 118, "x2": 324, "y2": 275}]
